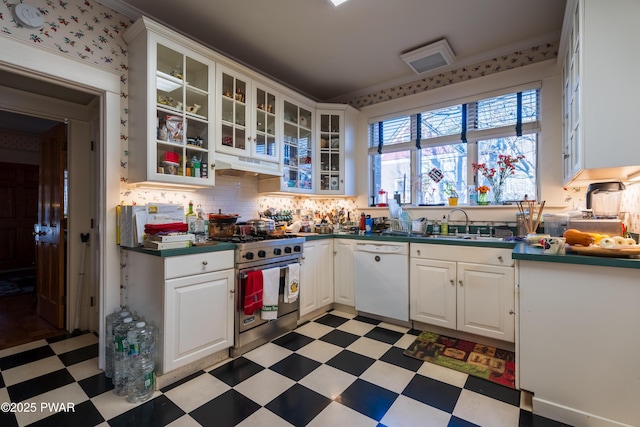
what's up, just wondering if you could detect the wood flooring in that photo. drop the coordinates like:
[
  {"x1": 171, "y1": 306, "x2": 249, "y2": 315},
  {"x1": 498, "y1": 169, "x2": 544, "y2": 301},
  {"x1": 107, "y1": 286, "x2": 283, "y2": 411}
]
[{"x1": 0, "y1": 292, "x2": 66, "y2": 350}]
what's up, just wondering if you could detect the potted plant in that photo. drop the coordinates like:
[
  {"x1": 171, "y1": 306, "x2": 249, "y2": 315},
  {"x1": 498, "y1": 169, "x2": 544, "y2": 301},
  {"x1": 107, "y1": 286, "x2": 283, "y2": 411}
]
[{"x1": 443, "y1": 182, "x2": 459, "y2": 206}]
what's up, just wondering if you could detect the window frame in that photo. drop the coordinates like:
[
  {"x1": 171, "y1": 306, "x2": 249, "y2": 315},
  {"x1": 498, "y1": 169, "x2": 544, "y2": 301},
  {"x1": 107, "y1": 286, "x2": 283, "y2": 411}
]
[{"x1": 368, "y1": 82, "x2": 541, "y2": 205}]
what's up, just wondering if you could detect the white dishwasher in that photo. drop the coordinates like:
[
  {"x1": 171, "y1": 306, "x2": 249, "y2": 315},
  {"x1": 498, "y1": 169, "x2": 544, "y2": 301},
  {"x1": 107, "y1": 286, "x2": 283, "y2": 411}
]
[{"x1": 354, "y1": 241, "x2": 409, "y2": 322}]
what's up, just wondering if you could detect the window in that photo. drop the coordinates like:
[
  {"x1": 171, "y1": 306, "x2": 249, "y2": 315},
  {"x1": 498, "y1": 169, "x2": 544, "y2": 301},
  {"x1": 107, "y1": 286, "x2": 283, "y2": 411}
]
[{"x1": 368, "y1": 86, "x2": 539, "y2": 205}]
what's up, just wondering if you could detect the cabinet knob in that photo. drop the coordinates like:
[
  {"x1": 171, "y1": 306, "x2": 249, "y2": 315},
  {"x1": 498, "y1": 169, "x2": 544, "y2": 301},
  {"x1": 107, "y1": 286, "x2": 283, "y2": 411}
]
[
  {"x1": 458, "y1": 280, "x2": 463, "y2": 286},
  {"x1": 202, "y1": 261, "x2": 208, "y2": 266},
  {"x1": 509, "y1": 310, "x2": 515, "y2": 315},
  {"x1": 450, "y1": 279, "x2": 454, "y2": 285},
  {"x1": 417, "y1": 250, "x2": 421, "y2": 255},
  {"x1": 497, "y1": 256, "x2": 503, "y2": 262},
  {"x1": 563, "y1": 153, "x2": 570, "y2": 159},
  {"x1": 230, "y1": 289, "x2": 235, "y2": 294}
]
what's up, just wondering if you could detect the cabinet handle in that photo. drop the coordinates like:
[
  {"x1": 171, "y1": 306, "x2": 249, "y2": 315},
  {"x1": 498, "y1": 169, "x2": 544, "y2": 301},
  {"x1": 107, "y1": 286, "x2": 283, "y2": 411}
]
[
  {"x1": 202, "y1": 261, "x2": 208, "y2": 266},
  {"x1": 497, "y1": 256, "x2": 503, "y2": 262},
  {"x1": 563, "y1": 153, "x2": 570, "y2": 159},
  {"x1": 450, "y1": 279, "x2": 454, "y2": 285},
  {"x1": 509, "y1": 310, "x2": 515, "y2": 315},
  {"x1": 458, "y1": 280, "x2": 463, "y2": 286},
  {"x1": 374, "y1": 255, "x2": 381, "y2": 262},
  {"x1": 230, "y1": 289, "x2": 235, "y2": 294},
  {"x1": 417, "y1": 249, "x2": 421, "y2": 255}
]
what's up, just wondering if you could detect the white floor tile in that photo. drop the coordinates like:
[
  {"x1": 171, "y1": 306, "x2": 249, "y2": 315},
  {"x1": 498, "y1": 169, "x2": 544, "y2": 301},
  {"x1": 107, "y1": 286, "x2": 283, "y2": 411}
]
[
  {"x1": 298, "y1": 364, "x2": 356, "y2": 400},
  {"x1": 417, "y1": 360, "x2": 469, "y2": 388},
  {"x1": 243, "y1": 342, "x2": 292, "y2": 368},
  {"x1": 382, "y1": 394, "x2": 451, "y2": 427},
  {"x1": 13, "y1": 382, "x2": 89, "y2": 426},
  {"x1": 166, "y1": 415, "x2": 203, "y2": 427},
  {"x1": 295, "y1": 339, "x2": 343, "y2": 363},
  {"x1": 236, "y1": 407, "x2": 294, "y2": 427},
  {"x1": 233, "y1": 369, "x2": 295, "y2": 406},
  {"x1": 346, "y1": 337, "x2": 391, "y2": 360},
  {"x1": 378, "y1": 322, "x2": 410, "y2": 334},
  {"x1": 452, "y1": 388, "x2": 521, "y2": 427},
  {"x1": 394, "y1": 333, "x2": 420, "y2": 350},
  {"x1": 91, "y1": 388, "x2": 161, "y2": 421},
  {"x1": 359, "y1": 360, "x2": 415, "y2": 393},
  {"x1": 520, "y1": 390, "x2": 533, "y2": 411},
  {"x1": 163, "y1": 373, "x2": 230, "y2": 413},
  {"x1": 308, "y1": 401, "x2": 378, "y2": 427},
  {"x1": 327, "y1": 309, "x2": 356, "y2": 319},
  {"x1": 2, "y1": 356, "x2": 65, "y2": 386},
  {"x1": 66, "y1": 357, "x2": 102, "y2": 381},
  {"x1": 336, "y1": 319, "x2": 376, "y2": 336},
  {"x1": 294, "y1": 321, "x2": 334, "y2": 339},
  {"x1": 49, "y1": 333, "x2": 98, "y2": 354}
]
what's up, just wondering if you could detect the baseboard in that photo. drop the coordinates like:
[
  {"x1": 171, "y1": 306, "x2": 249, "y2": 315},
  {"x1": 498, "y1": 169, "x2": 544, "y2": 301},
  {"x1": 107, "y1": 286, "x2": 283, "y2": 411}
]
[
  {"x1": 155, "y1": 348, "x2": 230, "y2": 390},
  {"x1": 532, "y1": 397, "x2": 636, "y2": 427}
]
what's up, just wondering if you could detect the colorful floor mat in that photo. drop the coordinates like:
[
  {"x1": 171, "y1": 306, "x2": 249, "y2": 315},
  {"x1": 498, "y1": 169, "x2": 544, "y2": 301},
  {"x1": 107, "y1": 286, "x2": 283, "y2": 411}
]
[{"x1": 404, "y1": 330, "x2": 516, "y2": 389}]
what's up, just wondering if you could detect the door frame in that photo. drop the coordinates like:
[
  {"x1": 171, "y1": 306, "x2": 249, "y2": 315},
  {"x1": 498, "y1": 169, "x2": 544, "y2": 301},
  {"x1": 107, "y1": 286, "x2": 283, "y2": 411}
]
[{"x1": 0, "y1": 36, "x2": 122, "y2": 369}]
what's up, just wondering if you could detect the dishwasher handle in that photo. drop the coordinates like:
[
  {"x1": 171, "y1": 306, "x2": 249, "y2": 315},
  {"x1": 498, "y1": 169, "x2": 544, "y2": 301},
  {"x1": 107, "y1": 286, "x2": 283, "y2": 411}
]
[{"x1": 355, "y1": 243, "x2": 408, "y2": 255}]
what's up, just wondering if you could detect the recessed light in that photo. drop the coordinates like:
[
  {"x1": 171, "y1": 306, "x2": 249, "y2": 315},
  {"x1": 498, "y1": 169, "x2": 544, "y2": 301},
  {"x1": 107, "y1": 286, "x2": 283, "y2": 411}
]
[{"x1": 329, "y1": 0, "x2": 350, "y2": 6}]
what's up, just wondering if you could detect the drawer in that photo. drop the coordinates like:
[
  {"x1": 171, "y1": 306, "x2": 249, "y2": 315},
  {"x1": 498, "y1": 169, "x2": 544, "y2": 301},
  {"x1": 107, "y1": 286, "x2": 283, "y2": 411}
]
[
  {"x1": 165, "y1": 250, "x2": 234, "y2": 279},
  {"x1": 410, "y1": 243, "x2": 513, "y2": 267}
]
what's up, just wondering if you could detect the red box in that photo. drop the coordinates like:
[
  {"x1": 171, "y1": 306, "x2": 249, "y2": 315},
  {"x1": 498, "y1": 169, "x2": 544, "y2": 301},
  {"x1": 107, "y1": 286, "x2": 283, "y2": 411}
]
[{"x1": 164, "y1": 152, "x2": 179, "y2": 163}]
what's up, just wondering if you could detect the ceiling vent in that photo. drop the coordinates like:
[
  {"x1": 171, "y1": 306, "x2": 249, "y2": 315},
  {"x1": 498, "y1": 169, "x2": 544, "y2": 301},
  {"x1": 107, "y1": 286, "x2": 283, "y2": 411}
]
[{"x1": 401, "y1": 39, "x2": 455, "y2": 74}]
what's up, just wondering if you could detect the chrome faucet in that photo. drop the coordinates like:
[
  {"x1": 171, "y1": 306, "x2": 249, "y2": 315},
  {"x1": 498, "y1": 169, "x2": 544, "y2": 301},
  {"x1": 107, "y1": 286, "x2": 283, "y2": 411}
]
[{"x1": 447, "y1": 208, "x2": 469, "y2": 235}]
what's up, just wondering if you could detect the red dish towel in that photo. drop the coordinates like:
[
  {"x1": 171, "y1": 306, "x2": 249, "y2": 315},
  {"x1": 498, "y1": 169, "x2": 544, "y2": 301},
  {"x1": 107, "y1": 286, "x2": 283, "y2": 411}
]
[
  {"x1": 243, "y1": 271, "x2": 263, "y2": 315},
  {"x1": 144, "y1": 222, "x2": 188, "y2": 235}
]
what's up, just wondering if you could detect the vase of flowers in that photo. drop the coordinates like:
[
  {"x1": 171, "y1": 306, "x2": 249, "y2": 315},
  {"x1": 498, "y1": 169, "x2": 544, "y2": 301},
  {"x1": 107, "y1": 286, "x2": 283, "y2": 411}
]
[
  {"x1": 476, "y1": 186, "x2": 490, "y2": 205},
  {"x1": 472, "y1": 154, "x2": 524, "y2": 205},
  {"x1": 443, "y1": 182, "x2": 458, "y2": 206}
]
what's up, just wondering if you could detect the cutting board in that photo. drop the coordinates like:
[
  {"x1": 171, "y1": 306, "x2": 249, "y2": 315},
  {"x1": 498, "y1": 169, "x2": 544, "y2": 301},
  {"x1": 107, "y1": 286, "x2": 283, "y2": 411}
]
[{"x1": 566, "y1": 244, "x2": 640, "y2": 258}]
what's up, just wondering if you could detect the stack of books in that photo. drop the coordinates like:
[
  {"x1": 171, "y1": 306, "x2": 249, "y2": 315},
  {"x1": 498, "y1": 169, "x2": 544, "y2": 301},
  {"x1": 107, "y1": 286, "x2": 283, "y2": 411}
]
[{"x1": 143, "y1": 233, "x2": 195, "y2": 250}]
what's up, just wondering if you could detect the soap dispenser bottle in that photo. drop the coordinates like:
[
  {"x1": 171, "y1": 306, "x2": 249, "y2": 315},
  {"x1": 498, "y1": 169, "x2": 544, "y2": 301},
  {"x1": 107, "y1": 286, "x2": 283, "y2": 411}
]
[{"x1": 441, "y1": 215, "x2": 448, "y2": 235}]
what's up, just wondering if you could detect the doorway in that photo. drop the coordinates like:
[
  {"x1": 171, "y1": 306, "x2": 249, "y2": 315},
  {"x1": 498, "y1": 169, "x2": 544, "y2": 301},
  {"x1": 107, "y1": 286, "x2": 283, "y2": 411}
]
[{"x1": 0, "y1": 94, "x2": 96, "y2": 350}]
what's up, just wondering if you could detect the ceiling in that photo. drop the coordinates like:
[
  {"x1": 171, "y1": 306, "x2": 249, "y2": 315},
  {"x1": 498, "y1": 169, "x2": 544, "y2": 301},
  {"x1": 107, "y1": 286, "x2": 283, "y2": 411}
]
[{"x1": 102, "y1": 0, "x2": 567, "y2": 102}]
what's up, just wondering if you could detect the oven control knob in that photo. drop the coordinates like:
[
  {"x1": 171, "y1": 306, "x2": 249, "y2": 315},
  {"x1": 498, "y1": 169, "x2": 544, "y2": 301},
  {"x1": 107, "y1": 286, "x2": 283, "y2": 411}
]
[
  {"x1": 245, "y1": 252, "x2": 254, "y2": 260},
  {"x1": 293, "y1": 245, "x2": 301, "y2": 252},
  {"x1": 258, "y1": 250, "x2": 266, "y2": 258},
  {"x1": 273, "y1": 248, "x2": 282, "y2": 255},
  {"x1": 284, "y1": 247, "x2": 292, "y2": 254}
]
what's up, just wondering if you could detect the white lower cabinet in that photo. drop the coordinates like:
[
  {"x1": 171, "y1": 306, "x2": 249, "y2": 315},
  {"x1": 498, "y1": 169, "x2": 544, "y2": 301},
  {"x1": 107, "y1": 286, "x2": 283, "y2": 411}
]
[
  {"x1": 126, "y1": 250, "x2": 235, "y2": 374},
  {"x1": 300, "y1": 239, "x2": 334, "y2": 317},
  {"x1": 409, "y1": 244, "x2": 515, "y2": 342},
  {"x1": 333, "y1": 238, "x2": 356, "y2": 306}
]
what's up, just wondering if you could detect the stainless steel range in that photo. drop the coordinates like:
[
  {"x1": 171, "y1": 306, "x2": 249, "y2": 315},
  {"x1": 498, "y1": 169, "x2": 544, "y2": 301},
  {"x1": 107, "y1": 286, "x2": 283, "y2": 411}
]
[{"x1": 216, "y1": 234, "x2": 305, "y2": 357}]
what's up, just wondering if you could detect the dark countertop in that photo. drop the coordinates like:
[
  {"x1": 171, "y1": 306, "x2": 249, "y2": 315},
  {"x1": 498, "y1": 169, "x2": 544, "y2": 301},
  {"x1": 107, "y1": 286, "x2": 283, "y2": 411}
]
[
  {"x1": 122, "y1": 242, "x2": 236, "y2": 257},
  {"x1": 512, "y1": 242, "x2": 640, "y2": 269}
]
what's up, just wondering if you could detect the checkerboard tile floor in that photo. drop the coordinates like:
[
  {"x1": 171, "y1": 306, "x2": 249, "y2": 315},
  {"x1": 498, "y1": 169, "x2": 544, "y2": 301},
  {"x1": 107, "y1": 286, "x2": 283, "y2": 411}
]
[{"x1": 0, "y1": 310, "x2": 570, "y2": 426}]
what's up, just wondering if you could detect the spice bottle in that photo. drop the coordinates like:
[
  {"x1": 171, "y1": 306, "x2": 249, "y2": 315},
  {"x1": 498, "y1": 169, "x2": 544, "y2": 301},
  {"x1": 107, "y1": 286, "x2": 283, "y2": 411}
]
[{"x1": 359, "y1": 213, "x2": 366, "y2": 231}]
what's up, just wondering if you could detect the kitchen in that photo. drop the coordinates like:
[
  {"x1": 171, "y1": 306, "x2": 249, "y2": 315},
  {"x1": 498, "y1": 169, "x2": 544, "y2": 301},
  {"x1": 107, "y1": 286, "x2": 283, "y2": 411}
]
[{"x1": 1, "y1": 0, "x2": 639, "y2": 426}]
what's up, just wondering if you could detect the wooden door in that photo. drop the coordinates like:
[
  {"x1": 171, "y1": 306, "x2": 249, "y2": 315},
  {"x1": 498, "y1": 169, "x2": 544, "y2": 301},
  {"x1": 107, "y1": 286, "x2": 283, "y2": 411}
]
[
  {"x1": 35, "y1": 123, "x2": 66, "y2": 328},
  {"x1": 0, "y1": 162, "x2": 39, "y2": 271}
]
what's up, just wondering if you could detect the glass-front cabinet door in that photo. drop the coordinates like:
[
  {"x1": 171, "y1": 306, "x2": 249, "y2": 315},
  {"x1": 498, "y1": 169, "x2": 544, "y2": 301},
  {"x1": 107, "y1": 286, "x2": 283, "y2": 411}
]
[
  {"x1": 154, "y1": 42, "x2": 213, "y2": 184},
  {"x1": 253, "y1": 83, "x2": 279, "y2": 163},
  {"x1": 217, "y1": 66, "x2": 249, "y2": 155},
  {"x1": 282, "y1": 99, "x2": 313, "y2": 192},
  {"x1": 318, "y1": 111, "x2": 342, "y2": 193}
]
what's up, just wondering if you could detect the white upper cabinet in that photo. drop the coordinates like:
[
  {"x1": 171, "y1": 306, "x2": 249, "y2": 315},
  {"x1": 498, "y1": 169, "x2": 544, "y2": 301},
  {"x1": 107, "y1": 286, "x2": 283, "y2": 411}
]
[
  {"x1": 316, "y1": 104, "x2": 358, "y2": 196},
  {"x1": 215, "y1": 65, "x2": 281, "y2": 174},
  {"x1": 124, "y1": 18, "x2": 215, "y2": 187},
  {"x1": 561, "y1": 0, "x2": 640, "y2": 184}
]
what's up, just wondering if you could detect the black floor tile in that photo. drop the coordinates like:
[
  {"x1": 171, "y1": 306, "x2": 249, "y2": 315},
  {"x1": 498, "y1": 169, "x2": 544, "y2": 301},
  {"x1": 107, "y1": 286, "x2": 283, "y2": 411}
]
[
  {"x1": 209, "y1": 357, "x2": 264, "y2": 387},
  {"x1": 464, "y1": 376, "x2": 520, "y2": 406},
  {"x1": 353, "y1": 315, "x2": 381, "y2": 325},
  {"x1": 0, "y1": 345, "x2": 55, "y2": 370},
  {"x1": 78, "y1": 372, "x2": 114, "y2": 398},
  {"x1": 265, "y1": 383, "x2": 331, "y2": 427},
  {"x1": 271, "y1": 331, "x2": 315, "y2": 351},
  {"x1": 449, "y1": 415, "x2": 481, "y2": 426},
  {"x1": 190, "y1": 389, "x2": 260, "y2": 427},
  {"x1": 402, "y1": 374, "x2": 461, "y2": 413},
  {"x1": 46, "y1": 332, "x2": 83, "y2": 344},
  {"x1": 108, "y1": 394, "x2": 185, "y2": 427},
  {"x1": 160, "y1": 370, "x2": 205, "y2": 393},
  {"x1": 314, "y1": 313, "x2": 350, "y2": 328},
  {"x1": 0, "y1": 408, "x2": 17, "y2": 427},
  {"x1": 319, "y1": 329, "x2": 360, "y2": 347},
  {"x1": 336, "y1": 378, "x2": 398, "y2": 421},
  {"x1": 365, "y1": 326, "x2": 404, "y2": 344},
  {"x1": 326, "y1": 350, "x2": 375, "y2": 376},
  {"x1": 518, "y1": 409, "x2": 573, "y2": 427},
  {"x1": 28, "y1": 400, "x2": 104, "y2": 426},
  {"x1": 7, "y1": 368, "x2": 75, "y2": 402},
  {"x1": 0, "y1": 372, "x2": 4, "y2": 388},
  {"x1": 407, "y1": 328, "x2": 422, "y2": 336},
  {"x1": 57, "y1": 343, "x2": 99, "y2": 367},
  {"x1": 269, "y1": 353, "x2": 321, "y2": 381},
  {"x1": 380, "y1": 346, "x2": 423, "y2": 372}
]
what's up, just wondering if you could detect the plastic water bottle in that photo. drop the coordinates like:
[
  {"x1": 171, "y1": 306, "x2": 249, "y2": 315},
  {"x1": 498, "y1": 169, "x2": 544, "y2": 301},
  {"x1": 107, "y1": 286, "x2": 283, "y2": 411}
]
[
  {"x1": 105, "y1": 309, "x2": 129, "y2": 378},
  {"x1": 113, "y1": 316, "x2": 135, "y2": 395},
  {"x1": 126, "y1": 321, "x2": 156, "y2": 403}
]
